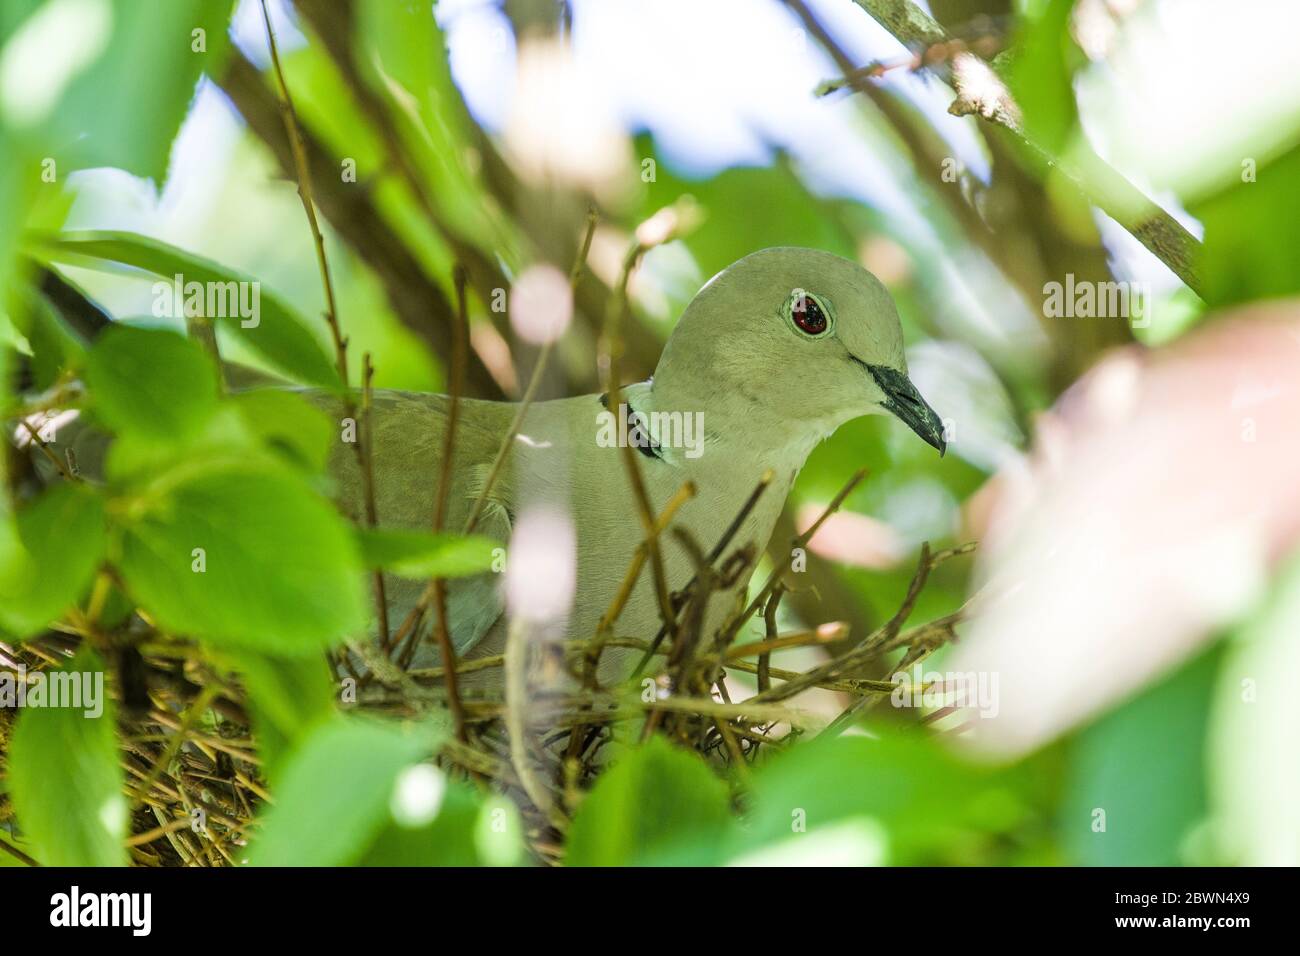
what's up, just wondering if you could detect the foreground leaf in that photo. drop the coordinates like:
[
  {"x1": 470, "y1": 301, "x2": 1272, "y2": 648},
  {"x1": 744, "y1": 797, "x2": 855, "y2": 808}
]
[
  {"x1": 0, "y1": 482, "x2": 105, "y2": 637},
  {"x1": 34, "y1": 231, "x2": 338, "y2": 386},
  {"x1": 86, "y1": 324, "x2": 219, "y2": 441},
  {"x1": 248, "y1": 717, "x2": 438, "y2": 866},
  {"x1": 1, "y1": 0, "x2": 233, "y2": 183},
  {"x1": 116, "y1": 462, "x2": 366, "y2": 654},
  {"x1": 355, "y1": 527, "x2": 498, "y2": 579},
  {"x1": 565, "y1": 736, "x2": 731, "y2": 866},
  {"x1": 7, "y1": 649, "x2": 125, "y2": 866}
]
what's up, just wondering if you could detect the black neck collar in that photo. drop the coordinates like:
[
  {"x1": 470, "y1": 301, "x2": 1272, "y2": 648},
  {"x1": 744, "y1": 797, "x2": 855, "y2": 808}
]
[{"x1": 598, "y1": 390, "x2": 662, "y2": 461}]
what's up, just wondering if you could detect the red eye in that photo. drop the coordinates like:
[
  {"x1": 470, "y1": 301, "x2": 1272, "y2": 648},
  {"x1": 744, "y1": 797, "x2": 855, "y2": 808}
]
[{"x1": 792, "y1": 295, "x2": 828, "y2": 335}]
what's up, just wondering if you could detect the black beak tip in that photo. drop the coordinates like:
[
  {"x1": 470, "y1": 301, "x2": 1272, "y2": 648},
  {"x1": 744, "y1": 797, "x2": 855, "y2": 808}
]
[{"x1": 864, "y1": 363, "x2": 948, "y2": 460}]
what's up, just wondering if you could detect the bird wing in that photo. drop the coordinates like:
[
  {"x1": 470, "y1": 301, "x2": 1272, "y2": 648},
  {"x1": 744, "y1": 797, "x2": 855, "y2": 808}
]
[{"x1": 312, "y1": 388, "x2": 515, "y2": 661}]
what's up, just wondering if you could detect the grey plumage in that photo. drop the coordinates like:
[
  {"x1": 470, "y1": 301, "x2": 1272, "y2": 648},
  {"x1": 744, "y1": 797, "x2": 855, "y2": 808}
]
[
  {"x1": 315, "y1": 247, "x2": 946, "y2": 683},
  {"x1": 20, "y1": 247, "x2": 944, "y2": 687}
]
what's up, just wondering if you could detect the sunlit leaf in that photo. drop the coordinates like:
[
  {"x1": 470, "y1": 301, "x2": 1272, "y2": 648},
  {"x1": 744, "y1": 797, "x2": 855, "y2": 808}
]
[
  {"x1": 86, "y1": 324, "x2": 218, "y2": 441},
  {"x1": 248, "y1": 717, "x2": 438, "y2": 867},
  {"x1": 565, "y1": 735, "x2": 731, "y2": 866},
  {"x1": 7, "y1": 648, "x2": 125, "y2": 866},
  {"x1": 355, "y1": 526, "x2": 498, "y2": 579},
  {"x1": 32, "y1": 231, "x2": 339, "y2": 386},
  {"x1": 115, "y1": 462, "x2": 366, "y2": 654},
  {"x1": 0, "y1": 482, "x2": 105, "y2": 637}
]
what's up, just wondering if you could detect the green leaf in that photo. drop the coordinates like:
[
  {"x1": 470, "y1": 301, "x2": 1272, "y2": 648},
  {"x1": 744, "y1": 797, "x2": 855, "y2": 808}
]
[
  {"x1": 86, "y1": 324, "x2": 218, "y2": 441},
  {"x1": 1193, "y1": 142, "x2": 1300, "y2": 307},
  {"x1": 354, "y1": 527, "x2": 499, "y2": 579},
  {"x1": 732, "y1": 733, "x2": 1021, "y2": 865},
  {"x1": 7, "y1": 648, "x2": 126, "y2": 866},
  {"x1": 360, "y1": 783, "x2": 524, "y2": 867},
  {"x1": 565, "y1": 736, "x2": 731, "y2": 866},
  {"x1": 1006, "y1": 0, "x2": 1081, "y2": 158},
  {"x1": 104, "y1": 405, "x2": 258, "y2": 487},
  {"x1": 221, "y1": 649, "x2": 337, "y2": 786},
  {"x1": 115, "y1": 462, "x2": 366, "y2": 654},
  {"x1": 22, "y1": 288, "x2": 87, "y2": 390},
  {"x1": 32, "y1": 231, "x2": 339, "y2": 386},
  {"x1": 0, "y1": 482, "x2": 105, "y2": 637},
  {"x1": 247, "y1": 717, "x2": 438, "y2": 867},
  {"x1": 1062, "y1": 644, "x2": 1220, "y2": 866},
  {"x1": 1209, "y1": 551, "x2": 1300, "y2": 865},
  {"x1": 0, "y1": 0, "x2": 233, "y2": 184},
  {"x1": 230, "y1": 389, "x2": 333, "y2": 474}
]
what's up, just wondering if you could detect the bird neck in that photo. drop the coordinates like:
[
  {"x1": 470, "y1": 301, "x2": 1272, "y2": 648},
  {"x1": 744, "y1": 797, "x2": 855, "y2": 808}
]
[{"x1": 626, "y1": 376, "x2": 832, "y2": 477}]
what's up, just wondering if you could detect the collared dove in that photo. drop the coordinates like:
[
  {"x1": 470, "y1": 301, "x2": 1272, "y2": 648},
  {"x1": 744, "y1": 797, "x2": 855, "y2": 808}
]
[
  {"x1": 22, "y1": 247, "x2": 944, "y2": 685},
  {"x1": 318, "y1": 247, "x2": 946, "y2": 684}
]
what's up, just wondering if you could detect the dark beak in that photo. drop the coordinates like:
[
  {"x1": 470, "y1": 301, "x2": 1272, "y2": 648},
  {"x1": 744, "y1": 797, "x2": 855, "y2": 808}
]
[{"x1": 866, "y1": 364, "x2": 947, "y2": 457}]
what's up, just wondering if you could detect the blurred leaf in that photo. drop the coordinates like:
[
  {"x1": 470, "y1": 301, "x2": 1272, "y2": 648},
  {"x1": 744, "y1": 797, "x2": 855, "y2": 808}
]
[
  {"x1": 354, "y1": 526, "x2": 498, "y2": 579},
  {"x1": 222, "y1": 648, "x2": 336, "y2": 786},
  {"x1": 21, "y1": 287, "x2": 86, "y2": 390},
  {"x1": 0, "y1": 0, "x2": 233, "y2": 183},
  {"x1": 104, "y1": 404, "x2": 258, "y2": 486},
  {"x1": 361, "y1": 783, "x2": 524, "y2": 867},
  {"x1": 0, "y1": 482, "x2": 105, "y2": 637},
  {"x1": 353, "y1": 2, "x2": 512, "y2": 254},
  {"x1": 0, "y1": 829, "x2": 34, "y2": 867},
  {"x1": 7, "y1": 648, "x2": 125, "y2": 866},
  {"x1": 733, "y1": 733, "x2": 1018, "y2": 865},
  {"x1": 1193, "y1": 142, "x2": 1300, "y2": 307},
  {"x1": 565, "y1": 735, "x2": 731, "y2": 866},
  {"x1": 1061, "y1": 644, "x2": 1220, "y2": 866},
  {"x1": 248, "y1": 716, "x2": 438, "y2": 866},
  {"x1": 230, "y1": 388, "x2": 333, "y2": 473},
  {"x1": 642, "y1": 153, "x2": 855, "y2": 289},
  {"x1": 1006, "y1": 0, "x2": 1080, "y2": 157},
  {"x1": 1209, "y1": 550, "x2": 1300, "y2": 865},
  {"x1": 115, "y1": 462, "x2": 366, "y2": 654},
  {"x1": 86, "y1": 324, "x2": 218, "y2": 441},
  {"x1": 32, "y1": 231, "x2": 339, "y2": 386}
]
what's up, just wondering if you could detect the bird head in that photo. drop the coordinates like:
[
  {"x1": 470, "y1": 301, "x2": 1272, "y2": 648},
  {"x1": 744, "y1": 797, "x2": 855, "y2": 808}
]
[{"x1": 653, "y1": 247, "x2": 946, "y2": 456}]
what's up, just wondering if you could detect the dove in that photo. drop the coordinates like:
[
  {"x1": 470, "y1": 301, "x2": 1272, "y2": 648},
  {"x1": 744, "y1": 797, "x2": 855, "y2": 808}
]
[
  {"x1": 318, "y1": 246, "x2": 946, "y2": 685},
  {"x1": 19, "y1": 247, "x2": 945, "y2": 687}
]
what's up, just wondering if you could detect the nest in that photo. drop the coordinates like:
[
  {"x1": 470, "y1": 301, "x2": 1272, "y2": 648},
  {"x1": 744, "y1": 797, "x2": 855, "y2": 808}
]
[{"x1": 1, "y1": 463, "x2": 971, "y2": 867}]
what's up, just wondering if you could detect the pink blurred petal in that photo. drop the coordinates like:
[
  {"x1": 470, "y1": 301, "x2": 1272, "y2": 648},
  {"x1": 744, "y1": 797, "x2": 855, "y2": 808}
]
[{"x1": 955, "y1": 304, "x2": 1300, "y2": 757}]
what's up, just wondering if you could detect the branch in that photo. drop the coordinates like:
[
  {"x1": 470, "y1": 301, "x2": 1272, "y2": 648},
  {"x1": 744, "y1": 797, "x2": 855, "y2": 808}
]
[
  {"x1": 846, "y1": 0, "x2": 1204, "y2": 296},
  {"x1": 216, "y1": 51, "x2": 505, "y2": 398}
]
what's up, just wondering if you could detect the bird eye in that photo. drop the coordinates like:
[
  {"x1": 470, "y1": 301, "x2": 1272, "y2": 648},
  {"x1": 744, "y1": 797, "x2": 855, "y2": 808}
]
[{"x1": 791, "y1": 293, "x2": 829, "y2": 336}]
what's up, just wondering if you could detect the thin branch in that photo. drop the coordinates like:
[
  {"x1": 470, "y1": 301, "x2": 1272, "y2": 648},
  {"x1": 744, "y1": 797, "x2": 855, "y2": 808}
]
[
  {"x1": 259, "y1": 0, "x2": 349, "y2": 390},
  {"x1": 361, "y1": 354, "x2": 390, "y2": 649},
  {"x1": 19, "y1": 419, "x2": 73, "y2": 482},
  {"x1": 840, "y1": 0, "x2": 1204, "y2": 295},
  {"x1": 425, "y1": 266, "x2": 471, "y2": 743}
]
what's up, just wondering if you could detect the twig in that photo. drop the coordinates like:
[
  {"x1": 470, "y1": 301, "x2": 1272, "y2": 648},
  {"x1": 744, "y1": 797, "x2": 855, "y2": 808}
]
[
  {"x1": 19, "y1": 419, "x2": 73, "y2": 482},
  {"x1": 130, "y1": 685, "x2": 219, "y2": 808},
  {"x1": 259, "y1": 0, "x2": 351, "y2": 388},
  {"x1": 719, "y1": 468, "x2": 869, "y2": 648},
  {"x1": 424, "y1": 266, "x2": 470, "y2": 744},
  {"x1": 631, "y1": 468, "x2": 775, "y2": 677},
  {"x1": 837, "y1": 0, "x2": 1204, "y2": 294},
  {"x1": 361, "y1": 354, "x2": 390, "y2": 649}
]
